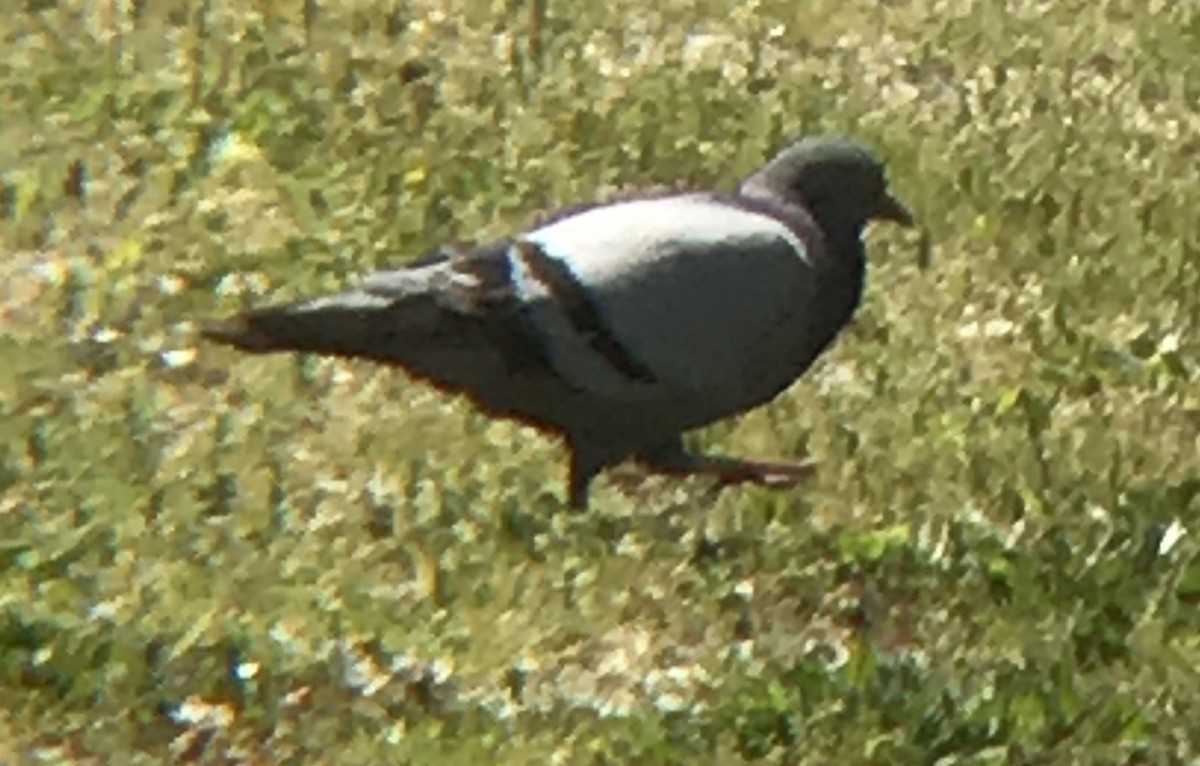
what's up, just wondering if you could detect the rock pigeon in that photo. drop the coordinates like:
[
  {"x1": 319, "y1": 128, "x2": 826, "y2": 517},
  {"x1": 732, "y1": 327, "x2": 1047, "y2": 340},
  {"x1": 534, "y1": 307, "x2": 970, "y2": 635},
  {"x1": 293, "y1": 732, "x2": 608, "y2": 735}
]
[{"x1": 201, "y1": 135, "x2": 913, "y2": 509}]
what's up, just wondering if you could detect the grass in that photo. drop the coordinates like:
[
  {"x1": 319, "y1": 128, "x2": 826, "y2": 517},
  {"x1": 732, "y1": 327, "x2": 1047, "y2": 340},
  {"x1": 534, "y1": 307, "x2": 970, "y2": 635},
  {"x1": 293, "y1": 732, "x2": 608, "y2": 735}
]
[{"x1": 1, "y1": 0, "x2": 1199, "y2": 762}]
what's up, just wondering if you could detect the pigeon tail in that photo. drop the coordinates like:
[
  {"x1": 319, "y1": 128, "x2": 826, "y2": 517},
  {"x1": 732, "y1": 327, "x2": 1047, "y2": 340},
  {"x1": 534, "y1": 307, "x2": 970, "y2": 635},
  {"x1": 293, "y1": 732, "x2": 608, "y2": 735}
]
[
  {"x1": 200, "y1": 290, "x2": 420, "y2": 362},
  {"x1": 201, "y1": 253, "x2": 555, "y2": 405}
]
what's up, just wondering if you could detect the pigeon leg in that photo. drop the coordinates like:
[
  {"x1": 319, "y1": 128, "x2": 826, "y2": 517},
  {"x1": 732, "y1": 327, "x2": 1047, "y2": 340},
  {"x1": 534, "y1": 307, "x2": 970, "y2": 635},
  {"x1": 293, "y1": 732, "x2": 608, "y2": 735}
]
[
  {"x1": 566, "y1": 440, "x2": 611, "y2": 511},
  {"x1": 635, "y1": 437, "x2": 816, "y2": 487}
]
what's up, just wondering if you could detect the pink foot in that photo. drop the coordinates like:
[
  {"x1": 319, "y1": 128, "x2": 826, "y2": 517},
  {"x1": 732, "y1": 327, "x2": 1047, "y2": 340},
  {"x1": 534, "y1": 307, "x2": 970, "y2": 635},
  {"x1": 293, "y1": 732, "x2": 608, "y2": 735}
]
[{"x1": 698, "y1": 456, "x2": 818, "y2": 487}]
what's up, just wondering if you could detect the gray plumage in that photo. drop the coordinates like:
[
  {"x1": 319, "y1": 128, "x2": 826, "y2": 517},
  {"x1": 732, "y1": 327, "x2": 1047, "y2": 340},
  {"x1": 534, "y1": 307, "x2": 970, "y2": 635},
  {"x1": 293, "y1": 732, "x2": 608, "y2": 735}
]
[{"x1": 201, "y1": 135, "x2": 914, "y2": 508}]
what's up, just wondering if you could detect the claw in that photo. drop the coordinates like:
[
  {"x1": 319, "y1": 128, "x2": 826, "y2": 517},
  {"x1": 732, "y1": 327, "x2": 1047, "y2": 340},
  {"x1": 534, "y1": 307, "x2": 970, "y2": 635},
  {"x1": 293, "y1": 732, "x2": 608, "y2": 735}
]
[
  {"x1": 697, "y1": 455, "x2": 818, "y2": 487},
  {"x1": 635, "y1": 439, "x2": 816, "y2": 489}
]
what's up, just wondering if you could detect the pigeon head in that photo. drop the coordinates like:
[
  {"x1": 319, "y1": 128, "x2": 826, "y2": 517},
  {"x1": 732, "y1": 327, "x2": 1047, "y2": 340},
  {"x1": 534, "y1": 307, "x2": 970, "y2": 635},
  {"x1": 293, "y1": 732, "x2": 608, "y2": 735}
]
[{"x1": 741, "y1": 135, "x2": 914, "y2": 234}]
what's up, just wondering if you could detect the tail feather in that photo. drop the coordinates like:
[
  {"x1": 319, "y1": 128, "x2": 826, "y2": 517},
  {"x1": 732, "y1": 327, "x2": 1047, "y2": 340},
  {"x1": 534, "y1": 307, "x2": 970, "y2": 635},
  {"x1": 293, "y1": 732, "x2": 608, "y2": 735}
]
[
  {"x1": 200, "y1": 285, "x2": 536, "y2": 396},
  {"x1": 201, "y1": 247, "x2": 554, "y2": 404},
  {"x1": 201, "y1": 289, "x2": 436, "y2": 362},
  {"x1": 201, "y1": 312, "x2": 287, "y2": 352}
]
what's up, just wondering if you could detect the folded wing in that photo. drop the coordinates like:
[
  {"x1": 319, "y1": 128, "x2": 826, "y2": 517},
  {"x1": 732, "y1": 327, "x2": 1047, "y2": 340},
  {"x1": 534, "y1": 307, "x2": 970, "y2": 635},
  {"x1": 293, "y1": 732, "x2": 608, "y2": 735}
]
[{"x1": 512, "y1": 194, "x2": 822, "y2": 405}]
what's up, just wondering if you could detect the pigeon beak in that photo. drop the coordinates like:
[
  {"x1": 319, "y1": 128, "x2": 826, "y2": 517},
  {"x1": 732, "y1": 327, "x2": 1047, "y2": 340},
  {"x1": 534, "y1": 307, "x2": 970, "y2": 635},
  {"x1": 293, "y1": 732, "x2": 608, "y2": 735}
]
[{"x1": 875, "y1": 192, "x2": 915, "y2": 227}]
